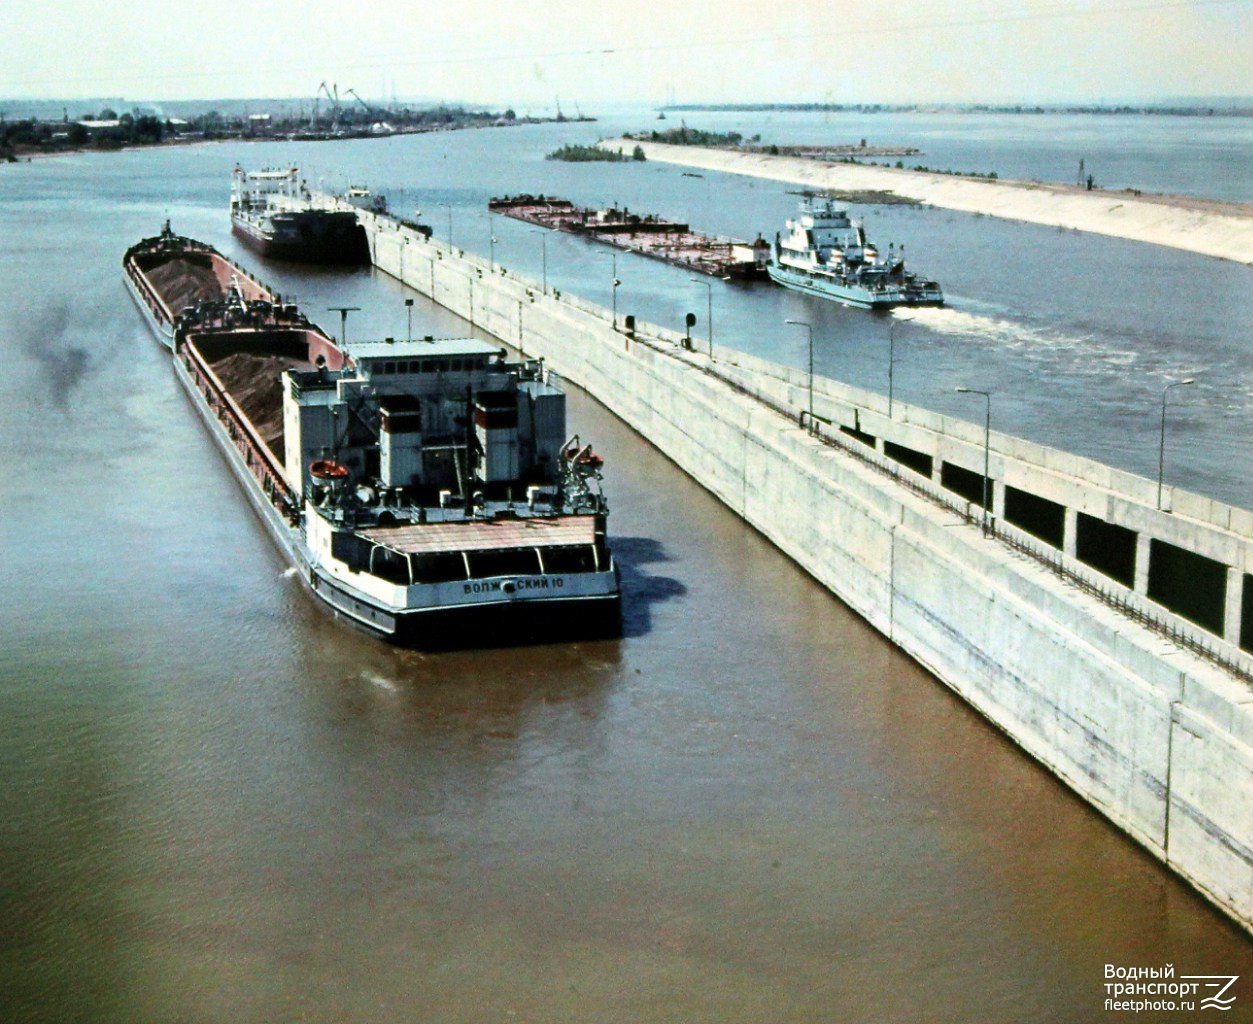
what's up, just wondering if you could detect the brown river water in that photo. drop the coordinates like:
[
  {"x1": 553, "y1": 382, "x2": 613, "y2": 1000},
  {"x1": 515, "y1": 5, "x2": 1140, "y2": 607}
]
[{"x1": 1, "y1": 128, "x2": 1250, "y2": 1023}]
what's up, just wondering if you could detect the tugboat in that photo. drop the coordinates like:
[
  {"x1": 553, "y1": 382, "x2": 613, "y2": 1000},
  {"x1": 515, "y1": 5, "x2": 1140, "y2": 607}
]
[
  {"x1": 768, "y1": 193, "x2": 943, "y2": 309},
  {"x1": 123, "y1": 225, "x2": 622, "y2": 648},
  {"x1": 230, "y1": 166, "x2": 370, "y2": 265},
  {"x1": 341, "y1": 185, "x2": 389, "y2": 215}
]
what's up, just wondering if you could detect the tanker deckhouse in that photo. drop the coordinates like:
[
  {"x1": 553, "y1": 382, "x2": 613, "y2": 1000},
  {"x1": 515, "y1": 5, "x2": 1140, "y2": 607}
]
[{"x1": 282, "y1": 338, "x2": 622, "y2": 645}]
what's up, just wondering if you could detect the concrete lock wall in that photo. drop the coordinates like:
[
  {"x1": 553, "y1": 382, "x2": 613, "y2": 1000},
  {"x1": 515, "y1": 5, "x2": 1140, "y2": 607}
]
[{"x1": 348, "y1": 202, "x2": 1253, "y2": 932}]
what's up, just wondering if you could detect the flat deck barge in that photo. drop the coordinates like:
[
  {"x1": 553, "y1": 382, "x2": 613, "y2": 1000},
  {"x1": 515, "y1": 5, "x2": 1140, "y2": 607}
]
[{"x1": 488, "y1": 194, "x2": 770, "y2": 279}]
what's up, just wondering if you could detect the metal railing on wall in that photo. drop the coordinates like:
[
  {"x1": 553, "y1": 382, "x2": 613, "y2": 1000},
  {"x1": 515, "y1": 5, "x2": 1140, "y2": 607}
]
[{"x1": 694, "y1": 349, "x2": 1253, "y2": 683}]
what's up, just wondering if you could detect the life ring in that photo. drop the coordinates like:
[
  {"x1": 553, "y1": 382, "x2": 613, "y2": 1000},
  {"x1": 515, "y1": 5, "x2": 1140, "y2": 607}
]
[{"x1": 309, "y1": 459, "x2": 349, "y2": 480}]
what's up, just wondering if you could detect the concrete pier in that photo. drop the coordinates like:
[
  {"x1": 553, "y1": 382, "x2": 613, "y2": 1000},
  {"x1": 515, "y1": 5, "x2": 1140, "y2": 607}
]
[
  {"x1": 343, "y1": 197, "x2": 1253, "y2": 932},
  {"x1": 600, "y1": 138, "x2": 1253, "y2": 265}
]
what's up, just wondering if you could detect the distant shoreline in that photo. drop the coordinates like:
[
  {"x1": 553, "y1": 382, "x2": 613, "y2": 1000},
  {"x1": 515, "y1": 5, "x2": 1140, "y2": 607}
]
[
  {"x1": 659, "y1": 102, "x2": 1253, "y2": 118},
  {"x1": 601, "y1": 138, "x2": 1253, "y2": 265},
  {"x1": 1, "y1": 114, "x2": 590, "y2": 166}
]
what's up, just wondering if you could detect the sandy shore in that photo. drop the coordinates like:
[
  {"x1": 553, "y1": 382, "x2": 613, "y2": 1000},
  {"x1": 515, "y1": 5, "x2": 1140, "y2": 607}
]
[{"x1": 602, "y1": 138, "x2": 1253, "y2": 265}]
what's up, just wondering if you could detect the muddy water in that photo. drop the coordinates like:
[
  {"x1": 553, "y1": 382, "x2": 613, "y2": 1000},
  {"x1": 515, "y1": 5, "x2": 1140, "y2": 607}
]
[{"x1": 0, "y1": 132, "x2": 1250, "y2": 1023}]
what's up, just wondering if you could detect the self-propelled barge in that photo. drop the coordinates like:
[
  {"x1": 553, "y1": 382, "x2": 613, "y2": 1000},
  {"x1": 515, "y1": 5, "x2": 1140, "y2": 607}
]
[{"x1": 124, "y1": 224, "x2": 622, "y2": 647}]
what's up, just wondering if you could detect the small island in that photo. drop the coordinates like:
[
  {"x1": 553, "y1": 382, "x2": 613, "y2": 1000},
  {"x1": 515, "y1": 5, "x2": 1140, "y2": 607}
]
[
  {"x1": 626, "y1": 125, "x2": 921, "y2": 159},
  {"x1": 548, "y1": 143, "x2": 646, "y2": 162}
]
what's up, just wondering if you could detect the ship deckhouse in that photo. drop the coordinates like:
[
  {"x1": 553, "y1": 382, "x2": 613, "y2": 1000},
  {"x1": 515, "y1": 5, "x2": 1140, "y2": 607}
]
[{"x1": 283, "y1": 337, "x2": 567, "y2": 511}]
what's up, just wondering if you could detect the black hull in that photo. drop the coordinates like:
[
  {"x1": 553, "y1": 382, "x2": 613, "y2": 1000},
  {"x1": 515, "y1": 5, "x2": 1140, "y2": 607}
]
[
  {"x1": 231, "y1": 216, "x2": 370, "y2": 266},
  {"x1": 314, "y1": 570, "x2": 624, "y2": 649}
]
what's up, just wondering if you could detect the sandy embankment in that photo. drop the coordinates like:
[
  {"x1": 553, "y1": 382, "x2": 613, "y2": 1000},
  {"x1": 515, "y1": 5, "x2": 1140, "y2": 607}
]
[{"x1": 601, "y1": 138, "x2": 1253, "y2": 265}]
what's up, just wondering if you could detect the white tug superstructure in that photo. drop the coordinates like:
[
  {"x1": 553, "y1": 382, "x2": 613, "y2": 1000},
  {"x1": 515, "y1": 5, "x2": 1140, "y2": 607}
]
[{"x1": 768, "y1": 194, "x2": 943, "y2": 309}]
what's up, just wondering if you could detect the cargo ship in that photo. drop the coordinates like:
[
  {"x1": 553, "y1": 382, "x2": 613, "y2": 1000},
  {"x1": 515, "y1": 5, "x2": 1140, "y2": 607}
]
[
  {"x1": 769, "y1": 194, "x2": 944, "y2": 308},
  {"x1": 230, "y1": 166, "x2": 370, "y2": 265},
  {"x1": 123, "y1": 224, "x2": 622, "y2": 647}
]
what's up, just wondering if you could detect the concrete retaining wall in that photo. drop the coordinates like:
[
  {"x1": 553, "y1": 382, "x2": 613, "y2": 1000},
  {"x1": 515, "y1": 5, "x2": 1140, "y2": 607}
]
[{"x1": 350, "y1": 202, "x2": 1253, "y2": 932}]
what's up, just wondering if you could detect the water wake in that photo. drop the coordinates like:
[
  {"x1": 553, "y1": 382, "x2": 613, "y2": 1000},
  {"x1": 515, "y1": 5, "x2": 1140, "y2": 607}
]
[
  {"x1": 363, "y1": 672, "x2": 399, "y2": 693},
  {"x1": 898, "y1": 305, "x2": 1105, "y2": 354}
]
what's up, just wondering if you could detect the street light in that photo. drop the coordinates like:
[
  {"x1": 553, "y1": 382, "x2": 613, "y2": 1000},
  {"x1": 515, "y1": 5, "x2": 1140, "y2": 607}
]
[
  {"x1": 1157, "y1": 378, "x2": 1196, "y2": 510},
  {"x1": 603, "y1": 252, "x2": 620, "y2": 329},
  {"x1": 404, "y1": 297, "x2": 414, "y2": 344},
  {"x1": 327, "y1": 305, "x2": 361, "y2": 348},
  {"x1": 955, "y1": 387, "x2": 992, "y2": 535},
  {"x1": 785, "y1": 318, "x2": 815, "y2": 428},
  {"x1": 691, "y1": 278, "x2": 731, "y2": 360},
  {"x1": 888, "y1": 316, "x2": 914, "y2": 419},
  {"x1": 442, "y1": 203, "x2": 453, "y2": 247},
  {"x1": 489, "y1": 232, "x2": 497, "y2": 271},
  {"x1": 531, "y1": 230, "x2": 548, "y2": 294}
]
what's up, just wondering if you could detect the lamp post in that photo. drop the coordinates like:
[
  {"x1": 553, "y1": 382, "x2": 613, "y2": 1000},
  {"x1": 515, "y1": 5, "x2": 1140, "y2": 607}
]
[
  {"x1": 404, "y1": 297, "x2": 414, "y2": 344},
  {"x1": 603, "y1": 252, "x2": 620, "y2": 329},
  {"x1": 443, "y1": 203, "x2": 453, "y2": 247},
  {"x1": 488, "y1": 212, "x2": 496, "y2": 270},
  {"x1": 532, "y1": 230, "x2": 548, "y2": 294},
  {"x1": 785, "y1": 318, "x2": 815, "y2": 428},
  {"x1": 1157, "y1": 378, "x2": 1196, "y2": 510},
  {"x1": 955, "y1": 387, "x2": 992, "y2": 535},
  {"x1": 888, "y1": 316, "x2": 913, "y2": 419},
  {"x1": 327, "y1": 305, "x2": 361, "y2": 348},
  {"x1": 690, "y1": 277, "x2": 716, "y2": 359}
]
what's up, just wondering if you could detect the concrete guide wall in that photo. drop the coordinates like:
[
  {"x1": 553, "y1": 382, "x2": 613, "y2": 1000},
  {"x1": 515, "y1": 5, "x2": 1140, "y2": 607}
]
[{"x1": 347, "y1": 201, "x2": 1253, "y2": 932}]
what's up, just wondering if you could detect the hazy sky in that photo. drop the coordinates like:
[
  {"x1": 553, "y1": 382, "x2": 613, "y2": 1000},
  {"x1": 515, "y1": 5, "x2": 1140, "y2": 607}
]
[{"x1": 3, "y1": 0, "x2": 1250, "y2": 107}]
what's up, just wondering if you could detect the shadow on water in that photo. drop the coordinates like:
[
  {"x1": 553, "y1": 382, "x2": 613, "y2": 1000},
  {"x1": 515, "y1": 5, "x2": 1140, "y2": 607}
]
[{"x1": 612, "y1": 534, "x2": 686, "y2": 639}]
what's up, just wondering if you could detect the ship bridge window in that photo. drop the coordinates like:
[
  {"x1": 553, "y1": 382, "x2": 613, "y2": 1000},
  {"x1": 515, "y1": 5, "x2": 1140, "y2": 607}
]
[
  {"x1": 331, "y1": 532, "x2": 371, "y2": 570},
  {"x1": 410, "y1": 551, "x2": 469, "y2": 584},
  {"x1": 371, "y1": 546, "x2": 412, "y2": 585},
  {"x1": 541, "y1": 545, "x2": 597, "y2": 574},
  {"x1": 469, "y1": 548, "x2": 542, "y2": 579},
  {"x1": 450, "y1": 358, "x2": 464, "y2": 372},
  {"x1": 383, "y1": 361, "x2": 396, "y2": 374}
]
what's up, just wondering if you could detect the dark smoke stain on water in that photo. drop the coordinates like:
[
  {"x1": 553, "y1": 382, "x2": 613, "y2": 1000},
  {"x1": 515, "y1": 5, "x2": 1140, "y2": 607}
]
[
  {"x1": 16, "y1": 301, "x2": 95, "y2": 406},
  {"x1": 0, "y1": 114, "x2": 1250, "y2": 1024}
]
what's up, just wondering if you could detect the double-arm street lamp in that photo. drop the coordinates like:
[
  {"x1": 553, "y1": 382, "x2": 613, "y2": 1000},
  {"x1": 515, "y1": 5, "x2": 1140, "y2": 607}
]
[{"x1": 327, "y1": 305, "x2": 361, "y2": 348}]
